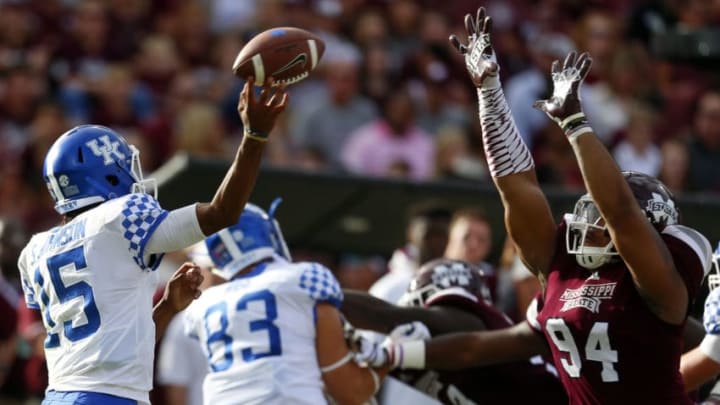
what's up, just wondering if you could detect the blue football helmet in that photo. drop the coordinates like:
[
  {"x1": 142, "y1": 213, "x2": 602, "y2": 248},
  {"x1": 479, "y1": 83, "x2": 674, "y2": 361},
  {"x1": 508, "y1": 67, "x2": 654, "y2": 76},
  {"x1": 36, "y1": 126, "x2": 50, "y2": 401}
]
[
  {"x1": 710, "y1": 242, "x2": 720, "y2": 291},
  {"x1": 43, "y1": 125, "x2": 156, "y2": 215},
  {"x1": 205, "y1": 198, "x2": 291, "y2": 280}
]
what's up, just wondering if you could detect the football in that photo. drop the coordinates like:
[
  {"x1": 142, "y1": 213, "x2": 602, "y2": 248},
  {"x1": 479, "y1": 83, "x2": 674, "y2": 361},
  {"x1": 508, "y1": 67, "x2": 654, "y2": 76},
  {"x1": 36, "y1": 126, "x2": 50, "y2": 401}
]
[{"x1": 233, "y1": 27, "x2": 325, "y2": 86}]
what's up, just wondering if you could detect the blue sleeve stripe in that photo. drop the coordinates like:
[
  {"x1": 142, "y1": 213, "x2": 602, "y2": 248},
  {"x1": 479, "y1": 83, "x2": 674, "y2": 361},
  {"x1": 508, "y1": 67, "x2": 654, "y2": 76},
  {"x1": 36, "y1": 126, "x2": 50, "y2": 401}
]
[
  {"x1": 135, "y1": 210, "x2": 169, "y2": 271},
  {"x1": 317, "y1": 296, "x2": 342, "y2": 309},
  {"x1": 26, "y1": 302, "x2": 40, "y2": 309}
]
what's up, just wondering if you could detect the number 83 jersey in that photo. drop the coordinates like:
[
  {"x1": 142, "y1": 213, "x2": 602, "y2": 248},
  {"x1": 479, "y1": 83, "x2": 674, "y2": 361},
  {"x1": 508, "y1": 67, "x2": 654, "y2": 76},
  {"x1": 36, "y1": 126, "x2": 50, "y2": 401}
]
[
  {"x1": 528, "y1": 223, "x2": 711, "y2": 405},
  {"x1": 183, "y1": 256, "x2": 343, "y2": 405},
  {"x1": 17, "y1": 194, "x2": 168, "y2": 404}
]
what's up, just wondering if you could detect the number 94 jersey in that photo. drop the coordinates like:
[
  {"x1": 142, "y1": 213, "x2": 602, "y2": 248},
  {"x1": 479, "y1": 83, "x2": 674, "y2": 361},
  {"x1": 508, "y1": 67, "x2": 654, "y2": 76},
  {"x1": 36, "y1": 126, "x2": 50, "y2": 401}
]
[
  {"x1": 529, "y1": 223, "x2": 711, "y2": 405},
  {"x1": 183, "y1": 256, "x2": 343, "y2": 405}
]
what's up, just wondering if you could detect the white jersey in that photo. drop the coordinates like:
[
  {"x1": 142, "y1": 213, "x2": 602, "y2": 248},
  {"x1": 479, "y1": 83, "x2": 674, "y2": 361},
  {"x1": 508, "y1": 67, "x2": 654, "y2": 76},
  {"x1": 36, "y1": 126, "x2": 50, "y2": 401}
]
[
  {"x1": 17, "y1": 193, "x2": 169, "y2": 405},
  {"x1": 184, "y1": 256, "x2": 343, "y2": 405}
]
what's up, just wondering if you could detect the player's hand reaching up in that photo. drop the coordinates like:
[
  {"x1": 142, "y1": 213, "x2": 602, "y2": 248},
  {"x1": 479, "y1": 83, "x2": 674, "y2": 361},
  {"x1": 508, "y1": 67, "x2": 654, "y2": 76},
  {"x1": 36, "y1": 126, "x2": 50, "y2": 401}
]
[
  {"x1": 532, "y1": 51, "x2": 593, "y2": 139},
  {"x1": 239, "y1": 76, "x2": 289, "y2": 142},
  {"x1": 163, "y1": 262, "x2": 204, "y2": 312},
  {"x1": 449, "y1": 7, "x2": 500, "y2": 89}
]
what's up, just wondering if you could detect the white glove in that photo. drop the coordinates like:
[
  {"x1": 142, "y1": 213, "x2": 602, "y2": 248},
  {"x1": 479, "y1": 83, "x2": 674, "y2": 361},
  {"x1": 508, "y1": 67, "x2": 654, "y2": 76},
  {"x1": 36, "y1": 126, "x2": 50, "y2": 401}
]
[
  {"x1": 352, "y1": 332, "x2": 390, "y2": 368},
  {"x1": 386, "y1": 321, "x2": 431, "y2": 344},
  {"x1": 449, "y1": 6, "x2": 500, "y2": 89}
]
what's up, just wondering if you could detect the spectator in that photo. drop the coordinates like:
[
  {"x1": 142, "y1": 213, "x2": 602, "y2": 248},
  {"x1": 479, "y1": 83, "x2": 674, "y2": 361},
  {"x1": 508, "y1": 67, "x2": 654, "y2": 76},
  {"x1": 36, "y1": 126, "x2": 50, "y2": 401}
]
[
  {"x1": 433, "y1": 126, "x2": 487, "y2": 181},
  {"x1": 174, "y1": 102, "x2": 230, "y2": 159},
  {"x1": 369, "y1": 202, "x2": 451, "y2": 305},
  {"x1": 443, "y1": 208, "x2": 497, "y2": 300},
  {"x1": 612, "y1": 102, "x2": 661, "y2": 176},
  {"x1": 341, "y1": 87, "x2": 435, "y2": 180},
  {"x1": 506, "y1": 32, "x2": 575, "y2": 148},
  {"x1": 291, "y1": 56, "x2": 377, "y2": 170},
  {"x1": 686, "y1": 89, "x2": 720, "y2": 193},
  {"x1": 659, "y1": 138, "x2": 690, "y2": 194},
  {"x1": 572, "y1": 9, "x2": 629, "y2": 144}
]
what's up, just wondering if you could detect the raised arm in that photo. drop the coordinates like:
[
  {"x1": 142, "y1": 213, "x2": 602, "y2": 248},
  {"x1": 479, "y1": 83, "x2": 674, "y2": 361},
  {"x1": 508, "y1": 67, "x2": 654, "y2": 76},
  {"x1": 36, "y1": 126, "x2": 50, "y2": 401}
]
[
  {"x1": 449, "y1": 8, "x2": 556, "y2": 276},
  {"x1": 341, "y1": 289, "x2": 485, "y2": 335},
  {"x1": 533, "y1": 52, "x2": 687, "y2": 324},
  {"x1": 196, "y1": 77, "x2": 289, "y2": 235}
]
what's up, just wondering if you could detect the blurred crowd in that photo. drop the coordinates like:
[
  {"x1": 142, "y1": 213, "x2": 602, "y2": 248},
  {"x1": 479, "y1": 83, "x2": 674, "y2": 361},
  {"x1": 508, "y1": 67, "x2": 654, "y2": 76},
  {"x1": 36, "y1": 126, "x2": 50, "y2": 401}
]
[
  {"x1": 1, "y1": 0, "x2": 720, "y2": 237},
  {"x1": 2, "y1": 0, "x2": 720, "y2": 401}
]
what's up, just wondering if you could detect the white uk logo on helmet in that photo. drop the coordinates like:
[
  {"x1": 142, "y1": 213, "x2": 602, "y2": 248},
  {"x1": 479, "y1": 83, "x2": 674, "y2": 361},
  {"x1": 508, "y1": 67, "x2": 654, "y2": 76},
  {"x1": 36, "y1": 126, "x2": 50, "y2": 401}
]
[{"x1": 85, "y1": 135, "x2": 126, "y2": 165}]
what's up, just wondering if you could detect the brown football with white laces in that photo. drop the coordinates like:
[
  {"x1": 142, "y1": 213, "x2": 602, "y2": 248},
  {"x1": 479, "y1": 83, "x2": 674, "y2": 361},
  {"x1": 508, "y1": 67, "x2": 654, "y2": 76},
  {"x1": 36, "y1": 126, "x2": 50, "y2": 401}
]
[{"x1": 232, "y1": 27, "x2": 325, "y2": 86}]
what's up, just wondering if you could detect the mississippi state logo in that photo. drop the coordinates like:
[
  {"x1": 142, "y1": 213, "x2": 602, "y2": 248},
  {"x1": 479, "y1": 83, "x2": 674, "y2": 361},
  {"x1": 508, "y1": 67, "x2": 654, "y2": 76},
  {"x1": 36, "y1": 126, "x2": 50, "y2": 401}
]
[
  {"x1": 559, "y1": 282, "x2": 617, "y2": 313},
  {"x1": 645, "y1": 192, "x2": 678, "y2": 226}
]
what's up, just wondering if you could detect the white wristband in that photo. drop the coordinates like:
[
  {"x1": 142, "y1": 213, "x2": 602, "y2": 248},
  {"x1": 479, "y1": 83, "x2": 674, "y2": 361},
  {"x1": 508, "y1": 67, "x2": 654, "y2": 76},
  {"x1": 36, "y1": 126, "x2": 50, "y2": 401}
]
[
  {"x1": 368, "y1": 368, "x2": 380, "y2": 394},
  {"x1": 320, "y1": 351, "x2": 354, "y2": 373},
  {"x1": 394, "y1": 340, "x2": 426, "y2": 369}
]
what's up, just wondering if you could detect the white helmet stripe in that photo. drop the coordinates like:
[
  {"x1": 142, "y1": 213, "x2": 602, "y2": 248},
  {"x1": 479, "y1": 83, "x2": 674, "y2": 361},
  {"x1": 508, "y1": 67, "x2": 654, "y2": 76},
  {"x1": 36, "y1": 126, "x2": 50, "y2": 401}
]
[
  {"x1": 45, "y1": 171, "x2": 65, "y2": 201},
  {"x1": 218, "y1": 229, "x2": 243, "y2": 261}
]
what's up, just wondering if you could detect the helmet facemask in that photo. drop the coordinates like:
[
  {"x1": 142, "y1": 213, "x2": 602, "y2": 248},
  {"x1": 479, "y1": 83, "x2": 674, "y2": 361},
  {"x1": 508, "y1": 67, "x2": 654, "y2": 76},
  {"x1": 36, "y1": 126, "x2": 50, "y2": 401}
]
[
  {"x1": 565, "y1": 195, "x2": 618, "y2": 270},
  {"x1": 128, "y1": 145, "x2": 157, "y2": 199},
  {"x1": 398, "y1": 281, "x2": 437, "y2": 307},
  {"x1": 709, "y1": 246, "x2": 720, "y2": 291}
]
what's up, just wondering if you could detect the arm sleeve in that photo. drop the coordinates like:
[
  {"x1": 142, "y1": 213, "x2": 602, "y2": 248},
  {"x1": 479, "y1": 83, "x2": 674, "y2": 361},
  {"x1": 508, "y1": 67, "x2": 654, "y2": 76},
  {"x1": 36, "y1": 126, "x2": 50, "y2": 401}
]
[
  {"x1": 118, "y1": 194, "x2": 170, "y2": 271},
  {"x1": 299, "y1": 263, "x2": 343, "y2": 308},
  {"x1": 17, "y1": 247, "x2": 39, "y2": 309},
  {"x1": 145, "y1": 203, "x2": 205, "y2": 255}
]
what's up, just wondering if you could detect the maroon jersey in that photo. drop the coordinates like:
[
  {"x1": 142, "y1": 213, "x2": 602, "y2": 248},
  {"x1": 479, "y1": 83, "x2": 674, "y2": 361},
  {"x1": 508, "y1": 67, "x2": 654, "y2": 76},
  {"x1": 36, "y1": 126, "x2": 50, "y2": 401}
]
[
  {"x1": 530, "y1": 223, "x2": 710, "y2": 405},
  {"x1": 395, "y1": 292, "x2": 568, "y2": 404}
]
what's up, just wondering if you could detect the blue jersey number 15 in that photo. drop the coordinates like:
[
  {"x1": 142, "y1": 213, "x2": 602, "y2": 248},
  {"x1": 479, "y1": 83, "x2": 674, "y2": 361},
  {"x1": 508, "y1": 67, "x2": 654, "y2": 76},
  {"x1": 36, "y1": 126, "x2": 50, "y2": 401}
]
[{"x1": 35, "y1": 245, "x2": 101, "y2": 348}]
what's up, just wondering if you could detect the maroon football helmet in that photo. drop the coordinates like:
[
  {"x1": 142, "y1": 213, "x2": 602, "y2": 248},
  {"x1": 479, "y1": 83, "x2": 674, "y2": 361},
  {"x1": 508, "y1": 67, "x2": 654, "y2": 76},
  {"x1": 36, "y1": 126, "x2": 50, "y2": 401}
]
[
  {"x1": 565, "y1": 171, "x2": 680, "y2": 269},
  {"x1": 399, "y1": 258, "x2": 492, "y2": 307}
]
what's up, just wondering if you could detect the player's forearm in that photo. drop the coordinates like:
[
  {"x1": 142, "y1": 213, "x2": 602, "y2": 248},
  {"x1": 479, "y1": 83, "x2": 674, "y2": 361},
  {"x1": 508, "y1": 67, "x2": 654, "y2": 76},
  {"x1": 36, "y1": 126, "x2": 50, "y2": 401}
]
[
  {"x1": 153, "y1": 298, "x2": 179, "y2": 343},
  {"x1": 341, "y1": 290, "x2": 398, "y2": 333},
  {"x1": 197, "y1": 140, "x2": 266, "y2": 236},
  {"x1": 495, "y1": 173, "x2": 556, "y2": 274},
  {"x1": 326, "y1": 365, "x2": 387, "y2": 405},
  {"x1": 569, "y1": 133, "x2": 637, "y2": 225},
  {"x1": 423, "y1": 325, "x2": 546, "y2": 370},
  {"x1": 680, "y1": 346, "x2": 720, "y2": 392}
]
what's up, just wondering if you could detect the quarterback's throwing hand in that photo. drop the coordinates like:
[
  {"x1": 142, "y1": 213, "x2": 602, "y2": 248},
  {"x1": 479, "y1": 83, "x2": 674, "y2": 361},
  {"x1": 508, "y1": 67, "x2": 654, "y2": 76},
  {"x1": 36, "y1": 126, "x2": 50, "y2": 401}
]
[
  {"x1": 238, "y1": 76, "x2": 289, "y2": 142},
  {"x1": 448, "y1": 7, "x2": 499, "y2": 89},
  {"x1": 532, "y1": 51, "x2": 593, "y2": 139}
]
